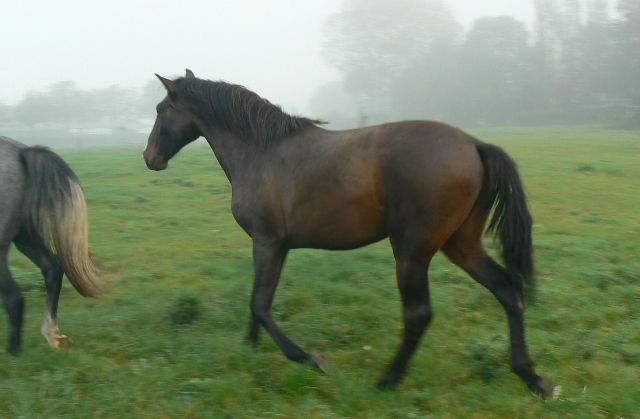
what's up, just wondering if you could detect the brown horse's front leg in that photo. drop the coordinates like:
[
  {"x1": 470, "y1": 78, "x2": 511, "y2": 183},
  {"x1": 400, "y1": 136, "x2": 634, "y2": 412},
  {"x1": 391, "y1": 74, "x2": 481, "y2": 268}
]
[{"x1": 248, "y1": 239, "x2": 323, "y2": 370}]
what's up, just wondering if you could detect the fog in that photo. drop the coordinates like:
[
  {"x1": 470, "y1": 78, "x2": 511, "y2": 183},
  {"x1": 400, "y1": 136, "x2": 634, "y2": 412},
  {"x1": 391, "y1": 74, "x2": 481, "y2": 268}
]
[{"x1": 1, "y1": 0, "x2": 637, "y2": 147}]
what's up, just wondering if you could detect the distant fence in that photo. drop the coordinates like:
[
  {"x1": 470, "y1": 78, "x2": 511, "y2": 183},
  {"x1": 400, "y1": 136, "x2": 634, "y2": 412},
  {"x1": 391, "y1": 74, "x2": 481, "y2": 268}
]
[{"x1": 0, "y1": 128, "x2": 148, "y2": 149}]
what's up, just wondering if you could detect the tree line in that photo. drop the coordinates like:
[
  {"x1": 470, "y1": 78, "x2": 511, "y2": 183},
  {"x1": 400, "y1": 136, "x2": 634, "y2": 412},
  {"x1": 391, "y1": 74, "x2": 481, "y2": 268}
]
[
  {"x1": 1, "y1": 0, "x2": 638, "y2": 133},
  {"x1": 316, "y1": 0, "x2": 640, "y2": 128},
  {"x1": 0, "y1": 80, "x2": 162, "y2": 131}
]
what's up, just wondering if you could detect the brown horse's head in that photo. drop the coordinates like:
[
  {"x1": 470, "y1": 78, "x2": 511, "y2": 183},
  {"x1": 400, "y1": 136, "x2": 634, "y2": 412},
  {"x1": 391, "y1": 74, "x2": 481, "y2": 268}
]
[{"x1": 143, "y1": 69, "x2": 201, "y2": 171}]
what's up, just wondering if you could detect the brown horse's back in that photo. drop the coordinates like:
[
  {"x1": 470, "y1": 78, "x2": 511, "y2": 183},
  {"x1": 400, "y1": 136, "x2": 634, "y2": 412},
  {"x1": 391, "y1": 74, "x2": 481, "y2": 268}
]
[{"x1": 275, "y1": 121, "x2": 484, "y2": 252}]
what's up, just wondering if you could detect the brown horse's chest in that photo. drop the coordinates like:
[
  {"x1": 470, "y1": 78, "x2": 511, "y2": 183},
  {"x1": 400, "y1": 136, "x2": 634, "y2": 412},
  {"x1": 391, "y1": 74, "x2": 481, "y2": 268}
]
[
  {"x1": 230, "y1": 192, "x2": 256, "y2": 235},
  {"x1": 230, "y1": 185, "x2": 283, "y2": 238}
]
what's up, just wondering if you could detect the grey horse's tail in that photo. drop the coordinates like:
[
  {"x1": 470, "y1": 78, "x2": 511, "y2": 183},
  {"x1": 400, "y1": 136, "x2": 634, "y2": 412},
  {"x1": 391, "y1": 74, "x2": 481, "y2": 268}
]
[{"x1": 19, "y1": 146, "x2": 104, "y2": 297}]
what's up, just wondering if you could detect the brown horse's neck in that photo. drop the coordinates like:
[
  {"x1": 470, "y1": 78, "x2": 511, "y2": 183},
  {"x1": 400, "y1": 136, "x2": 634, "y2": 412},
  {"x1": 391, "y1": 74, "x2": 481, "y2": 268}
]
[
  {"x1": 200, "y1": 126, "x2": 261, "y2": 185},
  {"x1": 198, "y1": 122, "x2": 325, "y2": 187}
]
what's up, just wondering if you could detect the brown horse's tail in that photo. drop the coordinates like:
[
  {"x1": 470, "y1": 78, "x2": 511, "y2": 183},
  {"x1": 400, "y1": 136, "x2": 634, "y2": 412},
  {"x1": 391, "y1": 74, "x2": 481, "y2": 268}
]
[
  {"x1": 476, "y1": 141, "x2": 534, "y2": 283},
  {"x1": 19, "y1": 146, "x2": 105, "y2": 297}
]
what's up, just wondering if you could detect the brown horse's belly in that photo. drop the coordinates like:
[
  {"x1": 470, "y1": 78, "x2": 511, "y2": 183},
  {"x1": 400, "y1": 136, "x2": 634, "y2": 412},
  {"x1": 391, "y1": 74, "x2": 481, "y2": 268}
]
[{"x1": 286, "y1": 198, "x2": 386, "y2": 250}]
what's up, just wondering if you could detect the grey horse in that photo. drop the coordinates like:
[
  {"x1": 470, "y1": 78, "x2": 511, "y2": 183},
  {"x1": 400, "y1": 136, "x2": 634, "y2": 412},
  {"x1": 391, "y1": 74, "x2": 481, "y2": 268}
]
[{"x1": 0, "y1": 136, "x2": 104, "y2": 354}]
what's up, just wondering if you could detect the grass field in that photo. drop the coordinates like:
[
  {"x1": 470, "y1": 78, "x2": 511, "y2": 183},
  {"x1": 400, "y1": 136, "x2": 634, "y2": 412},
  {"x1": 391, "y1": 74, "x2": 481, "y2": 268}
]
[{"x1": 1, "y1": 127, "x2": 639, "y2": 418}]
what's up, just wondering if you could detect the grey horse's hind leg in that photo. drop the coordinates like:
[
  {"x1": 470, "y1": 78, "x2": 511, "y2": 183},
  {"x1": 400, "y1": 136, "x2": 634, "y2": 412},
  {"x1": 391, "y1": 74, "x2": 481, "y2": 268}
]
[
  {"x1": 13, "y1": 231, "x2": 69, "y2": 349},
  {"x1": 0, "y1": 246, "x2": 24, "y2": 354}
]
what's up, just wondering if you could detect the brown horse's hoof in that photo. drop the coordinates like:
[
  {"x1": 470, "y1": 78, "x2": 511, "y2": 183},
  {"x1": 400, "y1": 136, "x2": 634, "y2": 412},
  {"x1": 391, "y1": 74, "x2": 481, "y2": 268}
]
[
  {"x1": 529, "y1": 376, "x2": 553, "y2": 397},
  {"x1": 310, "y1": 351, "x2": 329, "y2": 374},
  {"x1": 376, "y1": 374, "x2": 400, "y2": 390},
  {"x1": 245, "y1": 334, "x2": 259, "y2": 348}
]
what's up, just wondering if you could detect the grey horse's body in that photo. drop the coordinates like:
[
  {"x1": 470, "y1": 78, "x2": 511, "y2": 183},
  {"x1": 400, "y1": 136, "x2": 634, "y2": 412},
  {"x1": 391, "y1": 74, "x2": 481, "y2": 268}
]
[
  {"x1": 0, "y1": 138, "x2": 25, "y2": 246},
  {"x1": 0, "y1": 136, "x2": 103, "y2": 353}
]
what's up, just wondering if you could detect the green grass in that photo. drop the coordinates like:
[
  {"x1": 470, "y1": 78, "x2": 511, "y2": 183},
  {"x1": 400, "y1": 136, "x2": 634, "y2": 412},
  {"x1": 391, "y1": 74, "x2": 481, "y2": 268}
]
[{"x1": 2, "y1": 127, "x2": 639, "y2": 418}]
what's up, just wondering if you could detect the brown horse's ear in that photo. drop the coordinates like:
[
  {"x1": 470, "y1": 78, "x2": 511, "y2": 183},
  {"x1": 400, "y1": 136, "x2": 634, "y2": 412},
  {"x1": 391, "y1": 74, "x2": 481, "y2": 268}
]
[
  {"x1": 185, "y1": 69, "x2": 195, "y2": 79},
  {"x1": 155, "y1": 74, "x2": 177, "y2": 94}
]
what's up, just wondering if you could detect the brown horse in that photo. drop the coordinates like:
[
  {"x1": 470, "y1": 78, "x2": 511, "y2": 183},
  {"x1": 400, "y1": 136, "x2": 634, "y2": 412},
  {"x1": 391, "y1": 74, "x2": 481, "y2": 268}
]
[{"x1": 143, "y1": 69, "x2": 550, "y2": 395}]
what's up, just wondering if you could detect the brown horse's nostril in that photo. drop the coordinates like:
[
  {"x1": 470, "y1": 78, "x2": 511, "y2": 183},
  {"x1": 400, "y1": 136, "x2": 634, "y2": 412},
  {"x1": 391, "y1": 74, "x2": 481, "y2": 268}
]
[
  {"x1": 143, "y1": 153, "x2": 168, "y2": 171},
  {"x1": 143, "y1": 150, "x2": 152, "y2": 166}
]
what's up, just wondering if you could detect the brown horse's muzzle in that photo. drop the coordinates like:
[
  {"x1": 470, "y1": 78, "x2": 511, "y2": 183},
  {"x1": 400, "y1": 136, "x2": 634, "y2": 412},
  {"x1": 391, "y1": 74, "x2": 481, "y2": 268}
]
[{"x1": 143, "y1": 150, "x2": 168, "y2": 171}]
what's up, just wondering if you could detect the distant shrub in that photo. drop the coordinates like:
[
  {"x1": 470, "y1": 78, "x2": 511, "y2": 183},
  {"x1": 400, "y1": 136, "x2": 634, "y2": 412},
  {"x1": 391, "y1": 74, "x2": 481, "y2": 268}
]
[
  {"x1": 168, "y1": 294, "x2": 202, "y2": 325},
  {"x1": 576, "y1": 164, "x2": 596, "y2": 173},
  {"x1": 468, "y1": 336, "x2": 508, "y2": 383},
  {"x1": 619, "y1": 350, "x2": 639, "y2": 366}
]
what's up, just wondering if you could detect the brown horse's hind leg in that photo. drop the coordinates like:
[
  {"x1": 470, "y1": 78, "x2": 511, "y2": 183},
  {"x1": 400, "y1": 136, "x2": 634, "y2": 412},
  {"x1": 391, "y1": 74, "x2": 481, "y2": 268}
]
[
  {"x1": 443, "y1": 220, "x2": 551, "y2": 396},
  {"x1": 14, "y1": 230, "x2": 69, "y2": 349},
  {"x1": 378, "y1": 238, "x2": 435, "y2": 389},
  {"x1": 0, "y1": 246, "x2": 24, "y2": 354}
]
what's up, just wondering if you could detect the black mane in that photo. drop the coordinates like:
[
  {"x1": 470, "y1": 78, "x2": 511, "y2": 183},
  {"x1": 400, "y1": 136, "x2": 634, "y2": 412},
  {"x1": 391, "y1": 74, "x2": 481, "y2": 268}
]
[{"x1": 176, "y1": 78, "x2": 323, "y2": 148}]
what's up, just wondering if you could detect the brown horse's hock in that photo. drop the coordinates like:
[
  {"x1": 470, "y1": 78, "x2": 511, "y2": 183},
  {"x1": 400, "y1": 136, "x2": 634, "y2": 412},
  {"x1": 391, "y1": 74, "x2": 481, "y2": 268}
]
[{"x1": 143, "y1": 69, "x2": 551, "y2": 396}]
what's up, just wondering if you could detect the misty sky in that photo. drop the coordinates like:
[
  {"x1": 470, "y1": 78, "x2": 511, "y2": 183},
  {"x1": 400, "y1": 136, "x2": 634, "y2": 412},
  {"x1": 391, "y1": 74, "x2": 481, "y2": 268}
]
[{"x1": 1, "y1": 0, "x2": 534, "y2": 114}]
